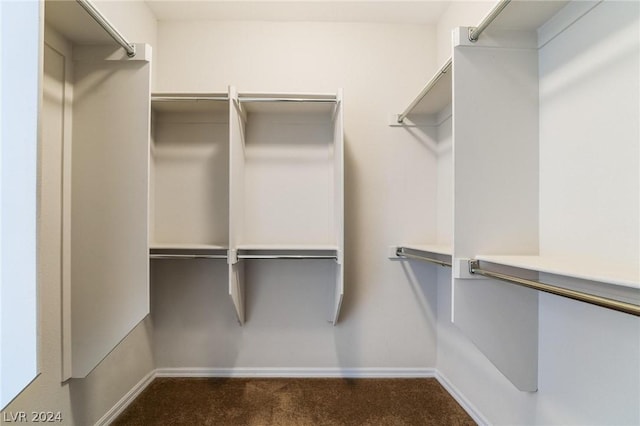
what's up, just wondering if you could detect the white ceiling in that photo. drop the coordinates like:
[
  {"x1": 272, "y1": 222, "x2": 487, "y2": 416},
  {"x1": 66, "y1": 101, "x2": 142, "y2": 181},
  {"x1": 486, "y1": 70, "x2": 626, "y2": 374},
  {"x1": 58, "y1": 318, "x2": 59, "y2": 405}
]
[{"x1": 144, "y1": 1, "x2": 452, "y2": 24}]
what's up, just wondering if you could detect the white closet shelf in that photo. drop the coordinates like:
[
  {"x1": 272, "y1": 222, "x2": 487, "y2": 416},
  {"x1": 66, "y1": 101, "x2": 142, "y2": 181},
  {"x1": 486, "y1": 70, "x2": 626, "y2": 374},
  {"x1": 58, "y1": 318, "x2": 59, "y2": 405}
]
[
  {"x1": 487, "y1": 1, "x2": 569, "y2": 32},
  {"x1": 151, "y1": 93, "x2": 228, "y2": 113},
  {"x1": 239, "y1": 92, "x2": 337, "y2": 101},
  {"x1": 150, "y1": 243, "x2": 228, "y2": 250},
  {"x1": 150, "y1": 244, "x2": 228, "y2": 260},
  {"x1": 238, "y1": 92, "x2": 338, "y2": 115},
  {"x1": 234, "y1": 246, "x2": 340, "y2": 262},
  {"x1": 392, "y1": 57, "x2": 452, "y2": 126},
  {"x1": 475, "y1": 255, "x2": 640, "y2": 290},
  {"x1": 46, "y1": 1, "x2": 114, "y2": 45},
  {"x1": 399, "y1": 244, "x2": 452, "y2": 256},
  {"x1": 235, "y1": 244, "x2": 339, "y2": 251}
]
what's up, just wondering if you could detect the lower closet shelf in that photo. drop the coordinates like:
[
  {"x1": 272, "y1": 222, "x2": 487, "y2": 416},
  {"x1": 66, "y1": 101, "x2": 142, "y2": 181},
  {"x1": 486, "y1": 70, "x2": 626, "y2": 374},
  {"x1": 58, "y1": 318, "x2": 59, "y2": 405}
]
[
  {"x1": 150, "y1": 244, "x2": 228, "y2": 260},
  {"x1": 470, "y1": 255, "x2": 640, "y2": 317},
  {"x1": 474, "y1": 255, "x2": 639, "y2": 290}
]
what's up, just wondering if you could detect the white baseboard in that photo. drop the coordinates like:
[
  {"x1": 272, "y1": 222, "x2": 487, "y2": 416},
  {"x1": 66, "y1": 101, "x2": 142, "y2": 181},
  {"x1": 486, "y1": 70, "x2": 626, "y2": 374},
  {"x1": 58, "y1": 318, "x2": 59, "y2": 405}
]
[
  {"x1": 98, "y1": 368, "x2": 486, "y2": 425},
  {"x1": 155, "y1": 367, "x2": 437, "y2": 378},
  {"x1": 435, "y1": 371, "x2": 489, "y2": 426},
  {"x1": 94, "y1": 370, "x2": 156, "y2": 426}
]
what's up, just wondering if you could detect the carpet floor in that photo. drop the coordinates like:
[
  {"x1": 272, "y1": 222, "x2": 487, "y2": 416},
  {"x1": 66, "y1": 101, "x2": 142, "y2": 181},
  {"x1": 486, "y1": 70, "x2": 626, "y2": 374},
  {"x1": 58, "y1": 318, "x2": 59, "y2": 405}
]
[{"x1": 112, "y1": 377, "x2": 475, "y2": 425}]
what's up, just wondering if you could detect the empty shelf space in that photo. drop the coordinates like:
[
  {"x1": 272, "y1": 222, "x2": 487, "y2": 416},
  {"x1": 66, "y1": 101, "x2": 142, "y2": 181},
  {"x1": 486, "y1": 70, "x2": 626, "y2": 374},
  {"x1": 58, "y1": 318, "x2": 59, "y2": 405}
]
[{"x1": 150, "y1": 93, "x2": 230, "y2": 248}]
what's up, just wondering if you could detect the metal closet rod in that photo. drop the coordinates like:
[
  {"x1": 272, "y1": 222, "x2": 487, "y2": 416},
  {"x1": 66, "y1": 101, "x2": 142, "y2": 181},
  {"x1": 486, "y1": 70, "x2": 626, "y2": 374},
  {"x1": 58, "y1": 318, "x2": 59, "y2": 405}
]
[
  {"x1": 237, "y1": 254, "x2": 337, "y2": 260},
  {"x1": 396, "y1": 247, "x2": 452, "y2": 267},
  {"x1": 397, "y1": 58, "x2": 452, "y2": 124},
  {"x1": 468, "y1": 260, "x2": 640, "y2": 317},
  {"x1": 468, "y1": 0, "x2": 512, "y2": 42},
  {"x1": 76, "y1": 0, "x2": 136, "y2": 57},
  {"x1": 151, "y1": 96, "x2": 228, "y2": 102},
  {"x1": 239, "y1": 97, "x2": 337, "y2": 103},
  {"x1": 150, "y1": 254, "x2": 227, "y2": 259}
]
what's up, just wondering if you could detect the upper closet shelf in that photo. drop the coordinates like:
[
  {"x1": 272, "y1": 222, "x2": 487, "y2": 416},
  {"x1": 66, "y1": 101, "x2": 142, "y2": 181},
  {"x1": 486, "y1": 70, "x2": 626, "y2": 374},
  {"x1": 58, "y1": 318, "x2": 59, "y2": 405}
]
[
  {"x1": 151, "y1": 93, "x2": 229, "y2": 113},
  {"x1": 475, "y1": 255, "x2": 640, "y2": 290},
  {"x1": 466, "y1": 0, "x2": 570, "y2": 47},
  {"x1": 150, "y1": 244, "x2": 228, "y2": 260},
  {"x1": 483, "y1": 0, "x2": 569, "y2": 32},
  {"x1": 237, "y1": 92, "x2": 339, "y2": 115},
  {"x1": 46, "y1": 0, "x2": 138, "y2": 57},
  {"x1": 150, "y1": 243, "x2": 228, "y2": 250},
  {"x1": 391, "y1": 57, "x2": 452, "y2": 127}
]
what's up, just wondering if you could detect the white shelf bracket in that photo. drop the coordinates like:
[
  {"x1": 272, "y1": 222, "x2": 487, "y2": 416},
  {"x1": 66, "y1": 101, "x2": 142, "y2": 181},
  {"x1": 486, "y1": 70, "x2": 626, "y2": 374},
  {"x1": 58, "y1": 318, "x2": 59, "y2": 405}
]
[{"x1": 227, "y1": 249, "x2": 238, "y2": 265}]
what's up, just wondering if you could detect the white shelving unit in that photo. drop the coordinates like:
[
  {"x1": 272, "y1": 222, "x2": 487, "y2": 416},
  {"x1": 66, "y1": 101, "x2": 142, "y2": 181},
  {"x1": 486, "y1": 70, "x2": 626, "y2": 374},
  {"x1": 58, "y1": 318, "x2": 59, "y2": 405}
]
[
  {"x1": 450, "y1": 0, "x2": 639, "y2": 392},
  {"x1": 229, "y1": 88, "x2": 345, "y2": 325},
  {"x1": 389, "y1": 58, "x2": 453, "y2": 265},
  {"x1": 149, "y1": 88, "x2": 345, "y2": 325}
]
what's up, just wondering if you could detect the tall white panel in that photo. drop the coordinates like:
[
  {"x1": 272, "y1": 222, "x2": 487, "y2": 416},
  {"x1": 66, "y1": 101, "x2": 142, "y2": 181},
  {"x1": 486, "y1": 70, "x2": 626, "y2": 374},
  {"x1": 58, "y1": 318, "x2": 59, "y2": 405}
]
[
  {"x1": 69, "y1": 45, "x2": 151, "y2": 378},
  {"x1": 228, "y1": 86, "x2": 245, "y2": 323},
  {"x1": 332, "y1": 89, "x2": 344, "y2": 325},
  {"x1": 452, "y1": 30, "x2": 540, "y2": 391}
]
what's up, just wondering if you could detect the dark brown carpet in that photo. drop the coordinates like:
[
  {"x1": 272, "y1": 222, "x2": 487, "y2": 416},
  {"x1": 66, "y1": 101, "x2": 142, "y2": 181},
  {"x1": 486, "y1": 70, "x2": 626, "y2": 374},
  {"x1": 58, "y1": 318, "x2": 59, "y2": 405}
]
[{"x1": 112, "y1": 377, "x2": 475, "y2": 425}]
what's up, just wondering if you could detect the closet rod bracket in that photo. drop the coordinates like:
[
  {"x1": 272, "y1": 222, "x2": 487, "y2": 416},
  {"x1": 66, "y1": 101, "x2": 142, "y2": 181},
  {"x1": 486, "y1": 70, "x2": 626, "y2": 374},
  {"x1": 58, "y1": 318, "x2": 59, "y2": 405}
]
[
  {"x1": 468, "y1": 0, "x2": 512, "y2": 42},
  {"x1": 469, "y1": 259, "x2": 480, "y2": 275}
]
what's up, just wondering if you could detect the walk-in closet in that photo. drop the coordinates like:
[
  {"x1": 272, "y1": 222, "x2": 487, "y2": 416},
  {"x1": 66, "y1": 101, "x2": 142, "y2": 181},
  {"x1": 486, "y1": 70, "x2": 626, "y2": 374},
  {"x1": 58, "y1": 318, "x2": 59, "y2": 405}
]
[{"x1": 1, "y1": 0, "x2": 638, "y2": 424}]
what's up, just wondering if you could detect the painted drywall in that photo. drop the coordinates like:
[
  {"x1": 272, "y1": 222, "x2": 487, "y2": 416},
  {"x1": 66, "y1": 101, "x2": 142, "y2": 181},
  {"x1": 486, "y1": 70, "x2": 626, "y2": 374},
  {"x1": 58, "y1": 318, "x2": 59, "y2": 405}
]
[
  {"x1": 437, "y1": 2, "x2": 640, "y2": 424},
  {"x1": 152, "y1": 21, "x2": 441, "y2": 370},
  {"x1": 538, "y1": 0, "x2": 639, "y2": 269},
  {"x1": 1, "y1": 2, "x2": 158, "y2": 423},
  {"x1": 436, "y1": 115, "x2": 452, "y2": 246}
]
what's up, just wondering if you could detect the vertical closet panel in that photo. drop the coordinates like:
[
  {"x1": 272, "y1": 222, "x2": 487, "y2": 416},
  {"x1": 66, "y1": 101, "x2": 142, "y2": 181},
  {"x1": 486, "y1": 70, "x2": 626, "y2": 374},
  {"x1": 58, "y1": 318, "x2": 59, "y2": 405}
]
[
  {"x1": 331, "y1": 90, "x2": 344, "y2": 324},
  {"x1": 452, "y1": 35, "x2": 539, "y2": 391},
  {"x1": 229, "y1": 87, "x2": 245, "y2": 323},
  {"x1": 43, "y1": 26, "x2": 75, "y2": 382},
  {"x1": 69, "y1": 45, "x2": 150, "y2": 378}
]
